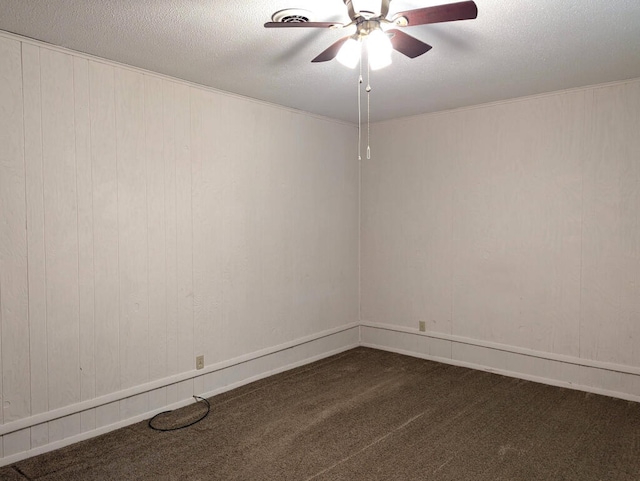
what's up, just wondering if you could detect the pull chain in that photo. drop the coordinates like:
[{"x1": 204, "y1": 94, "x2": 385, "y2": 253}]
[
  {"x1": 366, "y1": 54, "x2": 371, "y2": 160},
  {"x1": 357, "y1": 48, "x2": 363, "y2": 161}
]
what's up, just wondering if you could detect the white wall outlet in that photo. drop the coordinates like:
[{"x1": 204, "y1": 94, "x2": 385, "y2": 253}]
[
  {"x1": 419, "y1": 321, "x2": 426, "y2": 332},
  {"x1": 196, "y1": 355, "x2": 204, "y2": 370}
]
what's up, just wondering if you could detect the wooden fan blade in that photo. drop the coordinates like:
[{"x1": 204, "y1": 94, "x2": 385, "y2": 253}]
[
  {"x1": 264, "y1": 22, "x2": 342, "y2": 28},
  {"x1": 387, "y1": 30, "x2": 432, "y2": 58},
  {"x1": 392, "y1": 1, "x2": 477, "y2": 26},
  {"x1": 311, "y1": 36, "x2": 350, "y2": 63}
]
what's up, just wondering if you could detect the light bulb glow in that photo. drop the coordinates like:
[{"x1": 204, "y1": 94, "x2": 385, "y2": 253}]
[
  {"x1": 336, "y1": 37, "x2": 361, "y2": 69},
  {"x1": 367, "y1": 29, "x2": 392, "y2": 70}
]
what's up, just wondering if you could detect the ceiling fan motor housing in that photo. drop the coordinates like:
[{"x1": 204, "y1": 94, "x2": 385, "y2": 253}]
[{"x1": 356, "y1": 18, "x2": 383, "y2": 36}]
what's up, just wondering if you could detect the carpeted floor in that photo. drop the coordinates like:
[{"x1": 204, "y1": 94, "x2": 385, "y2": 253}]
[{"x1": 2, "y1": 347, "x2": 639, "y2": 480}]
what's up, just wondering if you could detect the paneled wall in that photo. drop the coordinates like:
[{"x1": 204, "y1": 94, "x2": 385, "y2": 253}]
[
  {"x1": 0, "y1": 33, "x2": 359, "y2": 461},
  {"x1": 2, "y1": 26, "x2": 639, "y2": 466},
  {"x1": 362, "y1": 78, "x2": 640, "y2": 398}
]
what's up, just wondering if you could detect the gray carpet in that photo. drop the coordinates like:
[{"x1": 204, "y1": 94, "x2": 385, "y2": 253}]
[{"x1": 2, "y1": 347, "x2": 639, "y2": 480}]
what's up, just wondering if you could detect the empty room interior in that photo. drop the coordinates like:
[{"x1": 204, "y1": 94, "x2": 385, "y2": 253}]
[{"x1": 0, "y1": 0, "x2": 639, "y2": 479}]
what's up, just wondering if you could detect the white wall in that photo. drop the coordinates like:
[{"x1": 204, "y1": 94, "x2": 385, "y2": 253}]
[
  {"x1": 361, "y1": 78, "x2": 640, "y2": 400},
  {"x1": 0, "y1": 33, "x2": 359, "y2": 462},
  {"x1": 2, "y1": 26, "x2": 639, "y2": 466}
]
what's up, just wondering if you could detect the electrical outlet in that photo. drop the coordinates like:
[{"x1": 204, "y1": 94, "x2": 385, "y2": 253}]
[
  {"x1": 419, "y1": 321, "x2": 426, "y2": 332},
  {"x1": 196, "y1": 355, "x2": 204, "y2": 370}
]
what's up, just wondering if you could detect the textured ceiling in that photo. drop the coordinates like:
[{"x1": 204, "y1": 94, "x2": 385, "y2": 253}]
[{"x1": 1, "y1": 0, "x2": 639, "y2": 123}]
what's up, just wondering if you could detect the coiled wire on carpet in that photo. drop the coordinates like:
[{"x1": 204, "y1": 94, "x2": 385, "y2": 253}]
[{"x1": 148, "y1": 395, "x2": 210, "y2": 432}]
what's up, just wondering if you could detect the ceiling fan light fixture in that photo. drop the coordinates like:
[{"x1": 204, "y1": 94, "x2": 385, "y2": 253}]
[
  {"x1": 336, "y1": 37, "x2": 361, "y2": 69},
  {"x1": 367, "y1": 28, "x2": 392, "y2": 70}
]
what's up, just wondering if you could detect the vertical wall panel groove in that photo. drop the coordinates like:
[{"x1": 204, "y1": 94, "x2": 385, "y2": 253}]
[
  {"x1": 163, "y1": 80, "x2": 178, "y2": 385},
  {"x1": 89, "y1": 60, "x2": 120, "y2": 397},
  {"x1": 175, "y1": 83, "x2": 193, "y2": 388},
  {"x1": 144, "y1": 74, "x2": 167, "y2": 384},
  {"x1": 0, "y1": 36, "x2": 29, "y2": 424},
  {"x1": 190, "y1": 87, "x2": 204, "y2": 368},
  {"x1": 115, "y1": 68, "x2": 149, "y2": 390},
  {"x1": 74, "y1": 56, "x2": 95, "y2": 407},
  {"x1": 40, "y1": 48, "x2": 80, "y2": 411},
  {"x1": 22, "y1": 43, "x2": 47, "y2": 421},
  {"x1": 198, "y1": 89, "x2": 224, "y2": 366},
  {"x1": 576, "y1": 89, "x2": 593, "y2": 361}
]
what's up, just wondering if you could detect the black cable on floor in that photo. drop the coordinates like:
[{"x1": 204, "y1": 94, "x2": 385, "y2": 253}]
[{"x1": 148, "y1": 395, "x2": 210, "y2": 432}]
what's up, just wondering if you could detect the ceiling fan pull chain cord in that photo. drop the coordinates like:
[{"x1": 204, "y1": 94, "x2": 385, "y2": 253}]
[
  {"x1": 366, "y1": 56, "x2": 371, "y2": 160},
  {"x1": 358, "y1": 49, "x2": 363, "y2": 161}
]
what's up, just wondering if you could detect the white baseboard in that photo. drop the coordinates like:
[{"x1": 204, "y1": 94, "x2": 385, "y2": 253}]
[
  {"x1": 360, "y1": 323, "x2": 640, "y2": 403},
  {"x1": 4, "y1": 321, "x2": 639, "y2": 466},
  {"x1": 0, "y1": 324, "x2": 360, "y2": 466}
]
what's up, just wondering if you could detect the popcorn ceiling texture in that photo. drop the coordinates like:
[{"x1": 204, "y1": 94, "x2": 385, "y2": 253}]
[{"x1": 0, "y1": 0, "x2": 639, "y2": 123}]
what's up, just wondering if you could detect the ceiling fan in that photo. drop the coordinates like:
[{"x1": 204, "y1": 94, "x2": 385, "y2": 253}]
[{"x1": 265, "y1": 0, "x2": 478, "y2": 69}]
